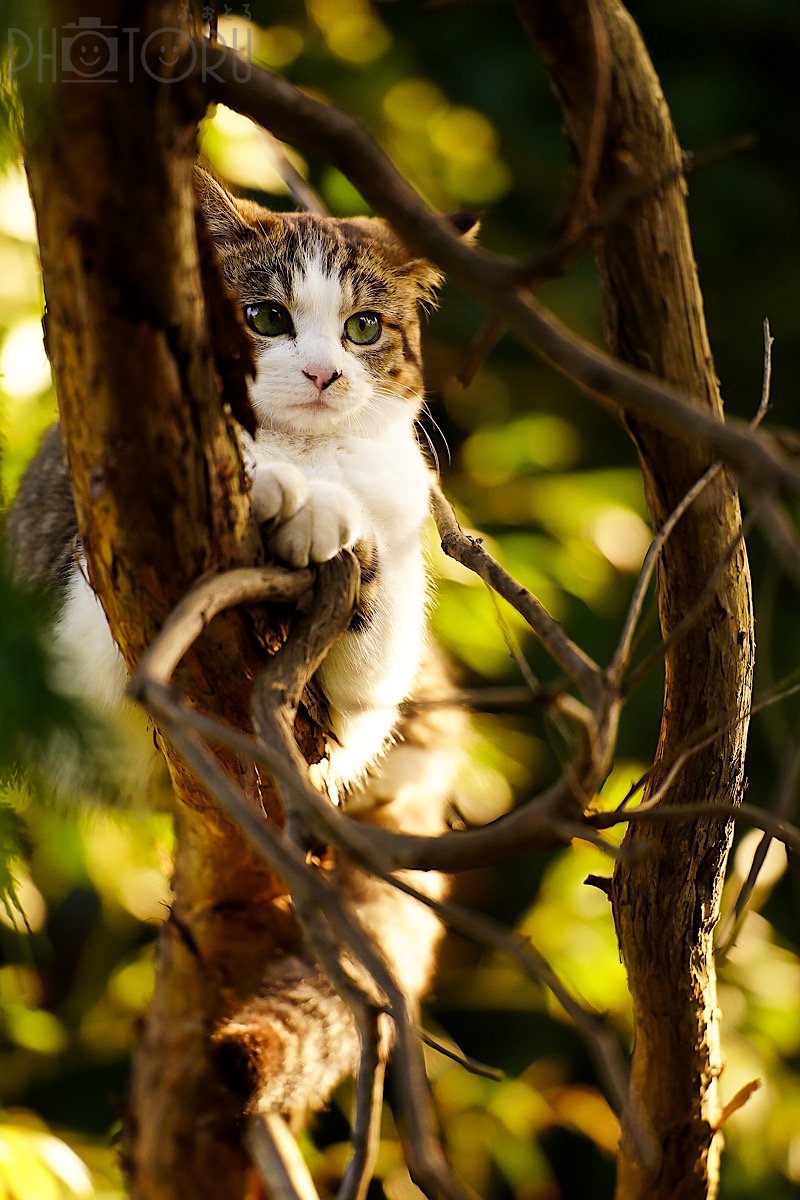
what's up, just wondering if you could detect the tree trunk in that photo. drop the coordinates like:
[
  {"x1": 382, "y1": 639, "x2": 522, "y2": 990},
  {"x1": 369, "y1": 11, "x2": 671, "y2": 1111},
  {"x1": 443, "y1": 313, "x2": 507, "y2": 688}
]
[
  {"x1": 516, "y1": 2, "x2": 754, "y2": 1197},
  {"x1": 17, "y1": 3, "x2": 307, "y2": 1195}
]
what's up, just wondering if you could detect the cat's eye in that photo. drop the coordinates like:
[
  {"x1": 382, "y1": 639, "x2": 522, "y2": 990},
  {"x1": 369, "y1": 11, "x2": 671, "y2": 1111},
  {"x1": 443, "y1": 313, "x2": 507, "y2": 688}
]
[
  {"x1": 344, "y1": 312, "x2": 382, "y2": 346},
  {"x1": 245, "y1": 302, "x2": 294, "y2": 337}
]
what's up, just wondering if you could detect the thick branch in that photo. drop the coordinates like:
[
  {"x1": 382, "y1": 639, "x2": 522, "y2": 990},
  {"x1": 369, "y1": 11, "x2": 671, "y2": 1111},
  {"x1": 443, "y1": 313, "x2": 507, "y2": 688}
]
[
  {"x1": 16, "y1": 5, "x2": 311, "y2": 1197},
  {"x1": 514, "y1": 3, "x2": 755, "y2": 1198}
]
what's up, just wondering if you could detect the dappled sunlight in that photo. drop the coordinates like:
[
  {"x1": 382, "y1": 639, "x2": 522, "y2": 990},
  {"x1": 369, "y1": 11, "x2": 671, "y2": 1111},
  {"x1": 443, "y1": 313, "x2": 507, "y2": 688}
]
[
  {"x1": 1, "y1": 4, "x2": 798, "y2": 1197},
  {"x1": 201, "y1": 103, "x2": 300, "y2": 194},
  {"x1": 0, "y1": 167, "x2": 36, "y2": 243},
  {"x1": 0, "y1": 316, "x2": 51, "y2": 399},
  {"x1": 307, "y1": 0, "x2": 390, "y2": 65}
]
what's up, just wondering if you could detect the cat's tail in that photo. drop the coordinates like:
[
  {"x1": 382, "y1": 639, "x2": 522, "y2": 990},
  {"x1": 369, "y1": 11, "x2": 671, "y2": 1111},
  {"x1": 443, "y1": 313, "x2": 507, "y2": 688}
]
[{"x1": 213, "y1": 648, "x2": 464, "y2": 1117}]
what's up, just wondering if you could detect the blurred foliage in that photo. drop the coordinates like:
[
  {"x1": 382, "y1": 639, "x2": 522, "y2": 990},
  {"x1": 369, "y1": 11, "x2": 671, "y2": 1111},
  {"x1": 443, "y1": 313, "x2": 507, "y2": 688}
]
[{"x1": 1, "y1": 0, "x2": 800, "y2": 1197}]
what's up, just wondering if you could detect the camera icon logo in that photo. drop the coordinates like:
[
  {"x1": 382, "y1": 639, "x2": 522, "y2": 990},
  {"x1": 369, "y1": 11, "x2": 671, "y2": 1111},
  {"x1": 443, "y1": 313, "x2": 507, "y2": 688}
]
[{"x1": 61, "y1": 16, "x2": 119, "y2": 82}]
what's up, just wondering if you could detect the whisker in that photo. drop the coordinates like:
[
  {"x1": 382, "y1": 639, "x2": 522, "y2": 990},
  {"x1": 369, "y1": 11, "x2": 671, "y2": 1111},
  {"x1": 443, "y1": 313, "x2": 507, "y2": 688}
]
[
  {"x1": 420, "y1": 402, "x2": 452, "y2": 466},
  {"x1": 415, "y1": 419, "x2": 440, "y2": 476}
]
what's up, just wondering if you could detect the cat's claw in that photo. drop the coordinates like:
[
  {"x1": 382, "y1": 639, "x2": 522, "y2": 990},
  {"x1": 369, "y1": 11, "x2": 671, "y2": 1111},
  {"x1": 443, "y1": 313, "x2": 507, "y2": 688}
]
[
  {"x1": 268, "y1": 480, "x2": 362, "y2": 568},
  {"x1": 251, "y1": 461, "x2": 309, "y2": 525}
]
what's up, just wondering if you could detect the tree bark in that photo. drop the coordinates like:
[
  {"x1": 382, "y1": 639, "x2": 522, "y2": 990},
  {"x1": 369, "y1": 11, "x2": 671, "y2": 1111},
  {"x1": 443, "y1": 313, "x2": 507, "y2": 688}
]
[
  {"x1": 515, "y1": 2, "x2": 754, "y2": 1197},
  {"x1": 17, "y1": 3, "x2": 308, "y2": 1196}
]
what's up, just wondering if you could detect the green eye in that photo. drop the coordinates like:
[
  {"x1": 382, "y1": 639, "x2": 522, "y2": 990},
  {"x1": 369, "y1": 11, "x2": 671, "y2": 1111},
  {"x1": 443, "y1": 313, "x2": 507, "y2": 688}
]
[
  {"x1": 344, "y1": 311, "x2": 382, "y2": 346},
  {"x1": 245, "y1": 302, "x2": 293, "y2": 337}
]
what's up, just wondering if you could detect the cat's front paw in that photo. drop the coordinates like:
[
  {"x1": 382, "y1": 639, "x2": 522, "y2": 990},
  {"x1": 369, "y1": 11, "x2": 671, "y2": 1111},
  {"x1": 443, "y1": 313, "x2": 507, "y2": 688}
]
[
  {"x1": 251, "y1": 461, "x2": 309, "y2": 525},
  {"x1": 268, "y1": 481, "x2": 362, "y2": 568}
]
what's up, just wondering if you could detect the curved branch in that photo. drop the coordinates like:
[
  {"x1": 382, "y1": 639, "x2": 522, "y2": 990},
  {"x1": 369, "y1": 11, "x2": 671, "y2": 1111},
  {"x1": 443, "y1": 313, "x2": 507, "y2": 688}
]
[{"x1": 198, "y1": 47, "x2": 800, "y2": 501}]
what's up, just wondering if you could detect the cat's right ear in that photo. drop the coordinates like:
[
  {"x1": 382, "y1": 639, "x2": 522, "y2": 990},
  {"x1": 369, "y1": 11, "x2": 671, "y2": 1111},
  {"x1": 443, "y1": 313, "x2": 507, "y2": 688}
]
[
  {"x1": 447, "y1": 211, "x2": 481, "y2": 242},
  {"x1": 194, "y1": 165, "x2": 248, "y2": 245}
]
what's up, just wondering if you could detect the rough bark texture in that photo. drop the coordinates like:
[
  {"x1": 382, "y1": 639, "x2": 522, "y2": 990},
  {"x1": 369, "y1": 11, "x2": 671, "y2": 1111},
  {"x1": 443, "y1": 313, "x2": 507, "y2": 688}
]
[
  {"x1": 516, "y1": 2, "x2": 754, "y2": 1198},
  {"x1": 17, "y1": 3, "x2": 308, "y2": 1196}
]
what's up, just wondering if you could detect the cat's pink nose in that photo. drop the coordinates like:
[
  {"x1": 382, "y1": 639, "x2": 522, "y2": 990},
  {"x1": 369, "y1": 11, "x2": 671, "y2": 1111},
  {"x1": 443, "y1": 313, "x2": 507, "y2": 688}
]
[{"x1": 303, "y1": 365, "x2": 341, "y2": 392}]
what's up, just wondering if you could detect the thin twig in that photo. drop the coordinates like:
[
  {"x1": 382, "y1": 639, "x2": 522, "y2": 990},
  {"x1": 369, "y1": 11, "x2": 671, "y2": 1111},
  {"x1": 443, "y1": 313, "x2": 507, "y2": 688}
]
[
  {"x1": 516, "y1": 134, "x2": 756, "y2": 288},
  {"x1": 260, "y1": 129, "x2": 330, "y2": 215},
  {"x1": 716, "y1": 737, "x2": 800, "y2": 957},
  {"x1": 245, "y1": 1114, "x2": 321, "y2": 1200},
  {"x1": 614, "y1": 669, "x2": 800, "y2": 817},
  {"x1": 609, "y1": 459, "x2": 721, "y2": 683},
  {"x1": 612, "y1": 324, "x2": 773, "y2": 685},
  {"x1": 430, "y1": 483, "x2": 604, "y2": 704},
  {"x1": 417, "y1": 1028, "x2": 504, "y2": 1082},
  {"x1": 403, "y1": 684, "x2": 566, "y2": 713},
  {"x1": 337, "y1": 1008, "x2": 386, "y2": 1200},
  {"x1": 574, "y1": 0, "x2": 611, "y2": 216},
  {"x1": 622, "y1": 514, "x2": 752, "y2": 697},
  {"x1": 753, "y1": 493, "x2": 800, "y2": 593},
  {"x1": 591, "y1": 801, "x2": 800, "y2": 857},
  {"x1": 759, "y1": 317, "x2": 775, "y2": 420},
  {"x1": 456, "y1": 315, "x2": 506, "y2": 387}
]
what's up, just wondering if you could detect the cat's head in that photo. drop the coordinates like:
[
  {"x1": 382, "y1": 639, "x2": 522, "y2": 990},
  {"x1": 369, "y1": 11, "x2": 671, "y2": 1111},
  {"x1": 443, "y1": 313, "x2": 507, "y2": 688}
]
[{"x1": 195, "y1": 167, "x2": 477, "y2": 438}]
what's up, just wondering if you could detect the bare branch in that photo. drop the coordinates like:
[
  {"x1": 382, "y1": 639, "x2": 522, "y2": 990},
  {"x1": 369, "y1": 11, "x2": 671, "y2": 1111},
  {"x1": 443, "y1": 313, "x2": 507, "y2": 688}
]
[
  {"x1": 611, "y1": 324, "x2": 774, "y2": 683},
  {"x1": 753, "y1": 493, "x2": 800, "y2": 593},
  {"x1": 198, "y1": 48, "x2": 800, "y2": 501},
  {"x1": 417, "y1": 1029, "x2": 504, "y2": 1082},
  {"x1": 134, "y1": 565, "x2": 314, "y2": 688},
  {"x1": 609, "y1": 460, "x2": 723, "y2": 683},
  {"x1": 517, "y1": 133, "x2": 756, "y2": 288},
  {"x1": 591, "y1": 801, "x2": 800, "y2": 857},
  {"x1": 429, "y1": 483, "x2": 603, "y2": 703},
  {"x1": 261, "y1": 130, "x2": 330, "y2": 215},
  {"x1": 338, "y1": 1008, "x2": 386, "y2": 1200},
  {"x1": 571, "y1": 0, "x2": 611, "y2": 216},
  {"x1": 622, "y1": 514, "x2": 752, "y2": 697},
  {"x1": 455, "y1": 315, "x2": 506, "y2": 388},
  {"x1": 245, "y1": 1114, "x2": 321, "y2": 1200},
  {"x1": 403, "y1": 684, "x2": 566, "y2": 713},
  {"x1": 759, "y1": 317, "x2": 775, "y2": 421},
  {"x1": 716, "y1": 737, "x2": 800, "y2": 956}
]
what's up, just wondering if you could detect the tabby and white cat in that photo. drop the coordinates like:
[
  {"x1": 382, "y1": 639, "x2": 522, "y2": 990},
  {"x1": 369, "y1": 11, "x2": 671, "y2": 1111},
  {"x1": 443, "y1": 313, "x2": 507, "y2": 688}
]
[
  {"x1": 7, "y1": 168, "x2": 472, "y2": 1114},
  {"x1": 201, "y1": 169, "x2": 448, "y2": 788}
]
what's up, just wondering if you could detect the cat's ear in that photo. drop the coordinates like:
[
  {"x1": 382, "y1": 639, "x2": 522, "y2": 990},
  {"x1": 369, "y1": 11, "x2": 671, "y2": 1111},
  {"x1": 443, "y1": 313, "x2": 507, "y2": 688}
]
[
  {"x1": 406, "y1": 211, "x2": 482, "y2": 301},
  {"x1": 447, "y1": 211, "x2": 481, "y2": 242},
  {"x1": 194, "y1": 164, "x2": 250, "y2": 245}
]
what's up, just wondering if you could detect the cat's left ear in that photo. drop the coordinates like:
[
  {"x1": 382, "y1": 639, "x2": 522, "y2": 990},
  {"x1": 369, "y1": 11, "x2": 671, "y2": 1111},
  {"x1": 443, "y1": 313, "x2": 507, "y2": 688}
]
[
  {"x1": 194, "y1": 164, "x2": 250, "y2": 244},
  {"x1": 447, "y1": 211, "x2": 481, "y2": 242},
  {"x1": 407, "y1": 211, "x2": 481, "y2": 301}
]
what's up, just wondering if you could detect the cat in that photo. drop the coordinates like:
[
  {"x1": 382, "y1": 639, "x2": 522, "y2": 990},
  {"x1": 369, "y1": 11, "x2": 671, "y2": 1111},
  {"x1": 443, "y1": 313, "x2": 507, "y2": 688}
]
[
  {"x1": 199, "y1": 168, "x2": 479, "y2": 789},
  {"x1": 6, "y1": 166, "x2": 474, "y2": 1116}
]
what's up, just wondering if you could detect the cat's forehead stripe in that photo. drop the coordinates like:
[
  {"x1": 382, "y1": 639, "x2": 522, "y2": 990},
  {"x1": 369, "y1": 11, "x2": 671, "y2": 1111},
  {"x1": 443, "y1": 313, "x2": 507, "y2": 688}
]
[
  {"x1": 227, "y1": 213, "x2": 407, "y2": 310},
  {"x1": 296, "y1": 250, "x2": 349, "y2": 324}
]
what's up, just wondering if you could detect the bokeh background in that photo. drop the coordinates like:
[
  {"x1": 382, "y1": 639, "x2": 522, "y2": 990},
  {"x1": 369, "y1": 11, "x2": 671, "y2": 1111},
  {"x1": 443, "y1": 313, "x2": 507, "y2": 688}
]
[{"x1": 2, "y1": 1, "x2": 800, "y2": 1197}]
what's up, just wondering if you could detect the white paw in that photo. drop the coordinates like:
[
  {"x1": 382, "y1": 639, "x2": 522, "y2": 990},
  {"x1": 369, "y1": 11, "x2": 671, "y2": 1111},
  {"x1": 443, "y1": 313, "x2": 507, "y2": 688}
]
[
  {"x1": 251, "y1": 461, "x2": 309, "y2": 525},
  {"x1": 268, "y1": 481, "x2": 362, "y2": 568}
]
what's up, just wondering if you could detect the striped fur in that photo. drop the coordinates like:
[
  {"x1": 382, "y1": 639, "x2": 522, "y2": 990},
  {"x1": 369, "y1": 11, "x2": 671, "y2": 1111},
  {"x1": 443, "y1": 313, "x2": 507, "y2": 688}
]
[
  {"x1": 8, "y1": 171, "x2": 470, "y2": 1120},
  {"x1": 199, "y1": 167, "x2": 451, "y2": 788}
]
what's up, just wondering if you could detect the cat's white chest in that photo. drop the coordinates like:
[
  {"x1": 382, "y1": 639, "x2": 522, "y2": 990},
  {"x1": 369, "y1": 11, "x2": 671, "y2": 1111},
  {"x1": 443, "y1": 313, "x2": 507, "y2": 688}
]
[
  {"x1": 250, "y1": 424, "x2": 431, "y2": 543},
  {"x1": 249, "y1": 423, "x2": 433, "y2": 786}
]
